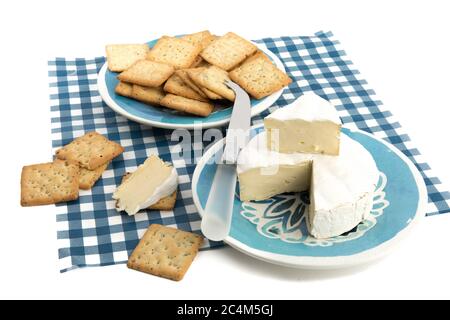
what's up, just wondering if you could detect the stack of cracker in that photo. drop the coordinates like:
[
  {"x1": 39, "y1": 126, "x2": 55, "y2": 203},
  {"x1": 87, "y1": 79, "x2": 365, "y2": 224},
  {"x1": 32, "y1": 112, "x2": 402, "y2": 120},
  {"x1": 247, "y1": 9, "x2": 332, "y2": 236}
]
[
  {"x1": 107, "y1": 31, "x2": 292, "y2": 117},
  {"x1": 21, "y1": 132, "x2": 124, "y2": 206}
]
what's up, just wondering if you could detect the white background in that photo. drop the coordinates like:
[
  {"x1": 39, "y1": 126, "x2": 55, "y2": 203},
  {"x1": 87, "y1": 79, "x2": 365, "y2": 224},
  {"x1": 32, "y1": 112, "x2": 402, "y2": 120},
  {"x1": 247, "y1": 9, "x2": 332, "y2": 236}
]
[{"x1": 1, "y1": 0, "x2": 450, "y2": 300}]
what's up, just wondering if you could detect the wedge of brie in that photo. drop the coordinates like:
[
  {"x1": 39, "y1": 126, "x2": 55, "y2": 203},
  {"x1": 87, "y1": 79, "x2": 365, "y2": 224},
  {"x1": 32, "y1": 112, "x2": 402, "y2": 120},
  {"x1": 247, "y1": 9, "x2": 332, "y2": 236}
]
[
  {"x1": 264, "y1": 93, "x2": 341, "y2": 155},
  {"x1": 307, "y1": 134, "x2": 379, "y2": 238},
  {"x1": 237, "y1": 132, "x2": 378, "y2": 239},
  {"x1": 113, "y1": 155, "x2": 178, "y2": 216}
]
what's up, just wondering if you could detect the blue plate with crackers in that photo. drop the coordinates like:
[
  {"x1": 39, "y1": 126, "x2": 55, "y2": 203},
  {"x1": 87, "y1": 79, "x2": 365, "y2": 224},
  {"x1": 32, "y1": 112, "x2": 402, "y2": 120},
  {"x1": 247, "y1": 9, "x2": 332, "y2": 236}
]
[{"x1": 98, "y1": 32, "x2": 290, "y2": 129}]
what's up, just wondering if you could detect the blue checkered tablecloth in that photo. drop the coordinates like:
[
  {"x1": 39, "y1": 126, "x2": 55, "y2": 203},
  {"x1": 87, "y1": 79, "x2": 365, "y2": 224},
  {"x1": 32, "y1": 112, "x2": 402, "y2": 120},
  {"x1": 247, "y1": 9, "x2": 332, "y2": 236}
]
[{"x1": 49, "y1": 30, "x2": 450, "y2": 272}]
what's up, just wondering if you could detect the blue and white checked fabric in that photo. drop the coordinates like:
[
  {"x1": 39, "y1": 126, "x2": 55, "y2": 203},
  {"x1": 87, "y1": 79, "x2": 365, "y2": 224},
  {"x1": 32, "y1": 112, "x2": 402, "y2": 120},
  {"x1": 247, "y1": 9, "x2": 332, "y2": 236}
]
[{"x1": 49, "y1": 31, "x2": 450, "y2": 272}]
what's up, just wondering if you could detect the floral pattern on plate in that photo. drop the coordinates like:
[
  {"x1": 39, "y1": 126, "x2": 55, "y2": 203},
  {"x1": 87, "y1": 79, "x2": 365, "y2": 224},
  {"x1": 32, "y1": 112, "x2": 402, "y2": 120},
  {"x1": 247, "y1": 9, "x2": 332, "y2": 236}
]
[{"x1": 240, "y1": 172, "x2": 389, "y2": 246}]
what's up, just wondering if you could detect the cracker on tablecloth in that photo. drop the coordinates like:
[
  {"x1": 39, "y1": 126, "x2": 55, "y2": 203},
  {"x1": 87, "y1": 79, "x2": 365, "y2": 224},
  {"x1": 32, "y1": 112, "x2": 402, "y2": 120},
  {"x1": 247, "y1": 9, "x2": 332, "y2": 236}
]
[
  {"x1": 55, "y1": 132, "x2": 124, "y2": 170},
  {"x1": 127, "y1": 224, "x2": 203, "y2": 281},
  {"x1": 21, "y1": 160, "x2": 79, "y2": 206},
  {"x1": 79, "y1": 162, "x2": 109, "y2": 190}
]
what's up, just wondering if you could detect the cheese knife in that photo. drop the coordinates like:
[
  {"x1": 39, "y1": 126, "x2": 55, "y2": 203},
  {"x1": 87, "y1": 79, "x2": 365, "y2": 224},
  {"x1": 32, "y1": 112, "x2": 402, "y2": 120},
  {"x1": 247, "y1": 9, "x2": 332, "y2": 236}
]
[{"x1": 200, "y1": 80, "x2": 251, "y2": 241}]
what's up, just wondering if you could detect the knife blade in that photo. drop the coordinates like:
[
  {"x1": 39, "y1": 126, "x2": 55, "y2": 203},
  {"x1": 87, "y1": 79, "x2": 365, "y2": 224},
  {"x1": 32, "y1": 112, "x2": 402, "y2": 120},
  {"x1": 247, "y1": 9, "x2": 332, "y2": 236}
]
[{"x1": 201, "y1": 80, "x2": 251, "y2": 241}]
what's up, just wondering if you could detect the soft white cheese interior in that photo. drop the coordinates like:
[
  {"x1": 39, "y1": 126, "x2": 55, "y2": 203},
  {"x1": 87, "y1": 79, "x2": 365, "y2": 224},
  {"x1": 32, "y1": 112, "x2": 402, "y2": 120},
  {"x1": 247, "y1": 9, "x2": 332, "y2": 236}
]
[
  {"x1": 113, "y1": 155, "x2": 178, "y2": 216},
  {"x1": 264, "y1": 93, "x2": 341, "y2": 155}
]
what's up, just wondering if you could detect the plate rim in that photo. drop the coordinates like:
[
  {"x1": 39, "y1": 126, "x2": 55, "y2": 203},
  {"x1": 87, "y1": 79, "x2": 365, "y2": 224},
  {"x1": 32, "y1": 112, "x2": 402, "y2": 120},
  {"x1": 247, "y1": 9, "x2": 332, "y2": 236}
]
[
  {"x1": 97, "y1": 41, "x2": 285, "y2": 129},
  {"x1": 191, "y1": 124, "x2": 428, "y2": 269}
]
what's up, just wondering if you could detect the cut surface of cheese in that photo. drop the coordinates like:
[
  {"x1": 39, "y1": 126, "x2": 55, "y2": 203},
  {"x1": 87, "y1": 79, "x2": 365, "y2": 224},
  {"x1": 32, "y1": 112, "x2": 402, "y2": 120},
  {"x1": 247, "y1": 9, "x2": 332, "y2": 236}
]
[
  {"x1": 264, "y1": 93, "x2": 341, "y2": 155},
  {"x1": 113, "y1": 155, "x2": 178, "y2": 216}
]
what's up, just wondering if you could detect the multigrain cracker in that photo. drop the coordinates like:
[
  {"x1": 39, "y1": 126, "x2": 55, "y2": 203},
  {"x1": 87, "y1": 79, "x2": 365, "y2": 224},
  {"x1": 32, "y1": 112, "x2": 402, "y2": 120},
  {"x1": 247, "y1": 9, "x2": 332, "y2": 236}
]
[
  {"x1": 55, "y1": 132, "x2": 124, "y2": 170},
  {"x1": 229, "y1": 54, "x2": 292, "y2": 99},
  {"x1": 127, "y1": 224, "x2": 203, "y2": 281},
  {"x1": 201, "y1": 87, "x2": 223, "y2": 100},
  {"x1": 79, "y1": 162, "x2": 109, "y2": 190},
  {"x1": 200, "y1": 32, "x2": 257, "y2": 71},
  {"x1": 117, "y1": 60, "x2": 174, "y2": 87},
  {"x1": 105, "y1": 44, "x2": 149, "y2": 72},
  {"x1": 122, "y1": 173, "x2": 177, "y2": 210},
  {"x1": 181, "y1": 30, "x2": 215, "y2": 50},
  {"x1": 186, "y1": 68, "x2": 223, "y2": 100},
  {"x1": 189, "y1": 66, "x2": 235, "y2": 101},
  {"x1": 148, "y1": 192, "x2": 177, "y2": 211},
  {"x1": 237, "y1": 50, "x2": 271, "y2": 68},
  {"x1": 147, "y1": 36, "x2": 202, "y2": 69},
  {"x1": 190, "y1": 41, "x2": 218, "y2": 68},
  {"x1": 160, "y1": 94, "x2": 214, "y2": 117},
  {"x1": 175, "y1": 70, "x2": 208, "y2": 98},
  {"x1": 20, "y1": 160, "x2": 79, "y2": 206},
  {"x1": 195, "y1": 58, "x2": 211, "y2": 68},
  {"x1": 189, "y1": 55, "x2": 204, "y2": 68},
  {"x1": 163, "y1": 74, "x2": 208, "y2": 102},
  {"x1": 115, "y1": 81, "x2": 133, "y2": 97},
  {"x1": 131, "y1": 84, "x2": 165, "y2": 105}
]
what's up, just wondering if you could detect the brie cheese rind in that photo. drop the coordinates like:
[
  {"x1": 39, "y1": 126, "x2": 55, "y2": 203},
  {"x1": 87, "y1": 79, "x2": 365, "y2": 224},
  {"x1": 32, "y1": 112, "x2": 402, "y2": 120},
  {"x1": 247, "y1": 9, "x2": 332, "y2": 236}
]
[
  {"x1": 264, "y1": 93, "x2": 341, "y2": 155},
  {"x1": 113, "y1": 155, "x2": 178, "y2": 216},
  {"x1": 237, "y1": 132, "x2": 379, "y2": 239},
  {"x1": 308, "y1": 134, "x2": 379, "y2": 238}
]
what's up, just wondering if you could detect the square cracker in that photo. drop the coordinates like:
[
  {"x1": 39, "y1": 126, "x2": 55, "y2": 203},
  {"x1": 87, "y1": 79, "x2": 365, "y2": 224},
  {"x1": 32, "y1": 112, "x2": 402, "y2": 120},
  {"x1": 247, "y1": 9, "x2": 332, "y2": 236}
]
[
  {"x1": 200, "y1": 32, "x2": 257, "y2": 71},
  {"x1": 115, "y1": 81, "x2": 133, "y2": 97},
  {"x1": 188, "y1": 35, "x2": 217, "y2": 67},
  {"x1": 79, "y1": 162, "x2": 109, "y2": 190},
  {"x1": 181, "y1": 30, "x2": 215, "y2": 50},
  {"x1": 117, "y1": 60, "x2": 174, "y2": 87},
  {"x1": 189, "y1": 55, "x2": 205, "y2": 68},
  {"x1": 175, "y1": 70, "x2": 208, "y2": 98},
  {"x1": 163, "y1": 74, "x2": 208, "y2": 102},
  {"x1": 21, "y1": 160, "x2": 79, "y2": 206},
  {"x1": 186, "y1": 68, "x2": 223, "y2": 100},
  {"x1": 229, "y1": 54, "x2": 292, "y2": 99},
  {"x1": 127, "y1": 224, "x2": 203, "y2": 281},
  {"x1": 199, "y1": 87, "x2": 222, "y2": 100},
  {"x1": 147, "y1": 36, "x2": 202, "y2": 70},
  {"x1": 105, "y1": 44, "x2": 149, "y2": 72},
  {"x1": 188, "y1": 66, "x2": 235, "y2": 101},
  {"x1": 131, "y1": 84, "x2": 165, "y2": 105},
  {"x1": 122, "y1": 173, "x2": 177, "y2": 210},
  {"x1": 160, "y1": 94, "x2": 214, "y2": 117},
  {"x1": 55, "y1": 132, "x2": 124, "y2": 170},
  {"x1": 190, "y1": 54, "x2": 216, "y2": 68}
]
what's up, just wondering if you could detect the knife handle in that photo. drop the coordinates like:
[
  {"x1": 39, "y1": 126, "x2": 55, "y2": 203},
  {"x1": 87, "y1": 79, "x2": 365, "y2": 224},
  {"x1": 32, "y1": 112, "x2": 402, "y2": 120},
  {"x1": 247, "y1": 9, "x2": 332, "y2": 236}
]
[{"x1": 201, "y1": 163, "x2": 237, "y2": 241}]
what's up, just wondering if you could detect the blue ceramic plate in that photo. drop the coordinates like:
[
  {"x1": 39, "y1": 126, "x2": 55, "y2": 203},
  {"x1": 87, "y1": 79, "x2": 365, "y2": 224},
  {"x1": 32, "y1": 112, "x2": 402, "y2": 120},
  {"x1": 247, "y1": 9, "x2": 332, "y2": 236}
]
[
  {"x1": 192, "y1": 124, "x2": 427, "y2": 269},
  {"x1": 97, "y1": 40, "x2": 285, "y2": 129}
]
